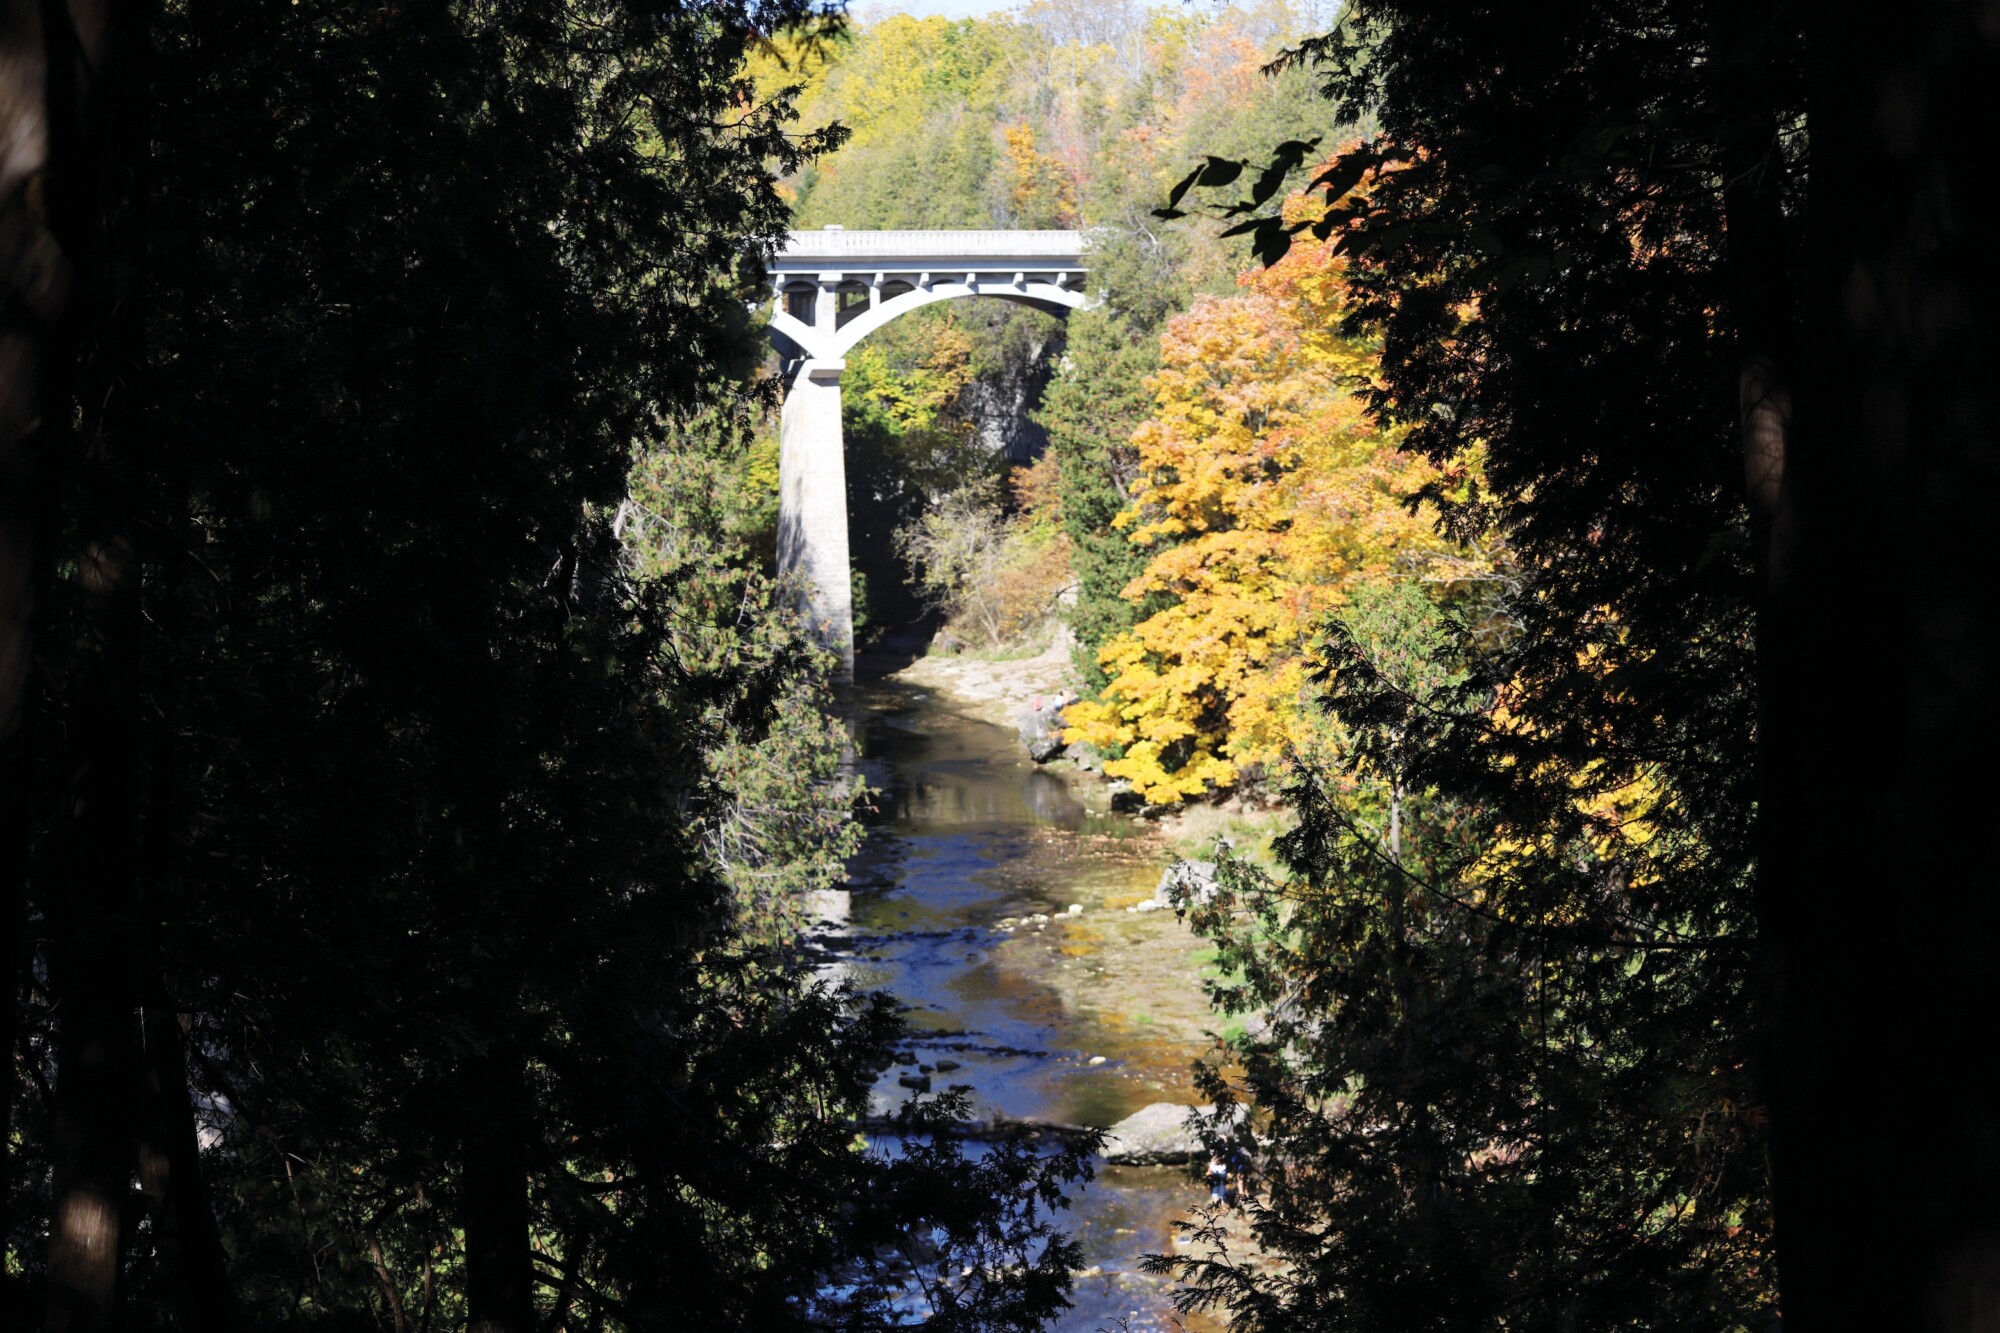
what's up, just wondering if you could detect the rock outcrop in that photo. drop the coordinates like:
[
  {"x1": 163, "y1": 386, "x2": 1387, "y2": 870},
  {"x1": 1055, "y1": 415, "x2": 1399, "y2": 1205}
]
[
  {"x1": 1015, "y1": 690, "x2": 1077, "y2": 763},
  {"x1": 1061, "y1": 740, "x2": 1103, "y2": 773},
  {"x1": 955, "y1": 325, "x2": 1060, "y2": 465},
  {"x1": 1101, "y1": 1102, "x2": 1248, "y2": 1165}
]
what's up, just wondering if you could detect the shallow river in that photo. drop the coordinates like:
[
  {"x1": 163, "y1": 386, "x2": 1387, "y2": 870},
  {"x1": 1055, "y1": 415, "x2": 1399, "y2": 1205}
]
[{"x1": 840, "y1": 674, "x2": 1226, "y2": 1333}]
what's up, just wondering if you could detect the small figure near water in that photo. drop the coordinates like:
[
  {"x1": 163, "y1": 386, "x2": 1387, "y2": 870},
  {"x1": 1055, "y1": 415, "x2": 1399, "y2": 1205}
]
[{"x1": 1205, "y1": 1145, "x2": 1252, "y2": 1206}]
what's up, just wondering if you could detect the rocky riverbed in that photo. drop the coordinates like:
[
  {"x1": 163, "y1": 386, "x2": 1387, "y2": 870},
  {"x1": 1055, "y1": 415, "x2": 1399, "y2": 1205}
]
[
  {"x1": 890, "y1": 634, "x2": 1074, "y2": 731},
  {"x1": 840, "y1": 655, "x2": 1265, "y2": 1331}
]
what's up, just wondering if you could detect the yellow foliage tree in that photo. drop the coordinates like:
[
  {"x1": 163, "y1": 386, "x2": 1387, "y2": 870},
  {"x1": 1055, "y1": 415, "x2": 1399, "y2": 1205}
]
[
  {"x1": 1063, "y1": 232, "x2": 1463, "y2": 804},
  {"x1": 1001, "y1": 123, "x2": 1080, "y2": 228}
]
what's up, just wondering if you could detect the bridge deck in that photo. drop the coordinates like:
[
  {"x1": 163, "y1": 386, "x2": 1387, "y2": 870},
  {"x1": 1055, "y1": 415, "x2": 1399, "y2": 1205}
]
[{"x1": 773, "y1": 227, "x2": 1086, "y2": 273}]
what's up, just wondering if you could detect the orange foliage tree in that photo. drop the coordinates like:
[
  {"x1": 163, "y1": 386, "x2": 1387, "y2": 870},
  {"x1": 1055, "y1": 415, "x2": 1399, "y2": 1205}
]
[
  {"x1": 1001, "y1": 123, "x2": 1080, "y2": 228},
  {"x1": 1062, "y1": 228, "x2": 1468, "y2": 804}
]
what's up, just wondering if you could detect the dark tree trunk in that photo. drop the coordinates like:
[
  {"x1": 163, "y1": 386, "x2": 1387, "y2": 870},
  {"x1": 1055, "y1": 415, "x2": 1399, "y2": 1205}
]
[
  {"x1": 0, "y1": 4, "x2": 58, "y2": 735},
  {"x1": 44, "y1": 852, "x2": 138, "y2": 1333},
  {"x1": 464, "y1": 1047, "x2": 535, "y2": 1333},
  {"x1": 1710, "y1": 0, "x2": 1798, "y2": 585},
  {"x1": 1, "y1": 0, "x2": 86, "y2": 1255},
  {"x1": 1708, "y1": 4, "x2": 1799, "y2": 1305},
  {"x1": 540, "y1": 1233, "x2": 587, "y2": 1333},
  {"x1": 369, "y1": 1237, "x2": 410, "y2": 1333},
  {"x1": 136, "y1": 990, "x2": 237, "y2": 1331},
  {"x1": 42, "y1": 371, "x2": 144, "y2": 1321},
  {"x1": 1769, "y1": 4, "x2": 2000, "y2": 1328},
  {"x1": 38, "y1": 0, "x2": 161, "y2": 1324}
]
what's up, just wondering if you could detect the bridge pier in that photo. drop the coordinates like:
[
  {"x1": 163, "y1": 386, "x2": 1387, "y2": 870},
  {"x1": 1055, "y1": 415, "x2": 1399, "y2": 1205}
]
[
  {"x1": 765, "y1": 229, "x2": 1088, "y2": 680},
  {"x1": 778, "y1": 358, "x2": 854, "y2": 675}
]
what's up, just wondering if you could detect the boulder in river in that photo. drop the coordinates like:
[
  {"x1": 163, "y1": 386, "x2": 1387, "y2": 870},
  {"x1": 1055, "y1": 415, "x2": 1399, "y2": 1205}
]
[
  {"x1": 1154, "y1": 860, "x2": 1219, "y2": 909},
  {"x1": 1062, "y1": 740, "x2": 1104, "y2": 773},
  {"x1": 1102, "y1": 1102, "x2": 1248, "y2": 1165},
  {"x1": 1016, "y1": 691, "x2": 1078, "y2": 763}
]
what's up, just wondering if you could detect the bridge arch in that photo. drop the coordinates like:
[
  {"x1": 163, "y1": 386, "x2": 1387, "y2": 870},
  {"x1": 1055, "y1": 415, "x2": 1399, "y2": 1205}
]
[{"x1": 765, "y1": 227, "x2": 1089, "y2": 673}]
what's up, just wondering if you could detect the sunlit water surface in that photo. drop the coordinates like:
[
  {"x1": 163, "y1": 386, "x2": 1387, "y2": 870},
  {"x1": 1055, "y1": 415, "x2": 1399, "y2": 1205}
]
[{"x1": 840, "y1": 677, "x2": 1226, "y2": 1333}]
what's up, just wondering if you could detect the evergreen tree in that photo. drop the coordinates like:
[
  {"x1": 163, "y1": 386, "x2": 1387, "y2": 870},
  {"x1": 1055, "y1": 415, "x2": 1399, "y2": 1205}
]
[{"x1": 1033, "y1": 304, "x2": 1156, "y2": 687}]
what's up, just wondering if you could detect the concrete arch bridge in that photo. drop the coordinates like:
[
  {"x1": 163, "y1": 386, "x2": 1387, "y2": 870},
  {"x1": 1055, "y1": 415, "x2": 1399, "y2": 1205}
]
[{"x1": 766, "y1": 227, "x2": 1087, "y2": 672}]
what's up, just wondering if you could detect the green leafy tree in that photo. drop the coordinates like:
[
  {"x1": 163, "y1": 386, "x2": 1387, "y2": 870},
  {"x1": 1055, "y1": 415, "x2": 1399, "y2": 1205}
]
[
  {"x1": 1033, "y1": 306, "x2": 1155, "y2": 686},
  {"x1": 1159, "y1": 578, "x2": 1779, "y2": 1331},
  {"x1": 621, "y1": 415, "x2": 865, "y2": 943},
  {"x1": 787, "y1": 15, "x2": 1030, "y2": 231},
  {"x1": 1029, "y1": 221, "x2": 1194, "y2": 690}
]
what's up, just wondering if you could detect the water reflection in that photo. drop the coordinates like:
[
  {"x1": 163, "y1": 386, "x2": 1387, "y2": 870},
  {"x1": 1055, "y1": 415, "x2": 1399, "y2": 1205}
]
[
  {"x1": 843, "y1": 681, "x2": 1221, "y2": 1332},
  {"x1": 1022, "y1": 767, "x2": 1087, "y2": 826}
]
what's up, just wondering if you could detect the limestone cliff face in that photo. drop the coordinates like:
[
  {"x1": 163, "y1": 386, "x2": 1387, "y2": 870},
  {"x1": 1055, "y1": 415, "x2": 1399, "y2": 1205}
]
[{"x1": 954, "y1": 326, "x2": 1063, "y2": 466}]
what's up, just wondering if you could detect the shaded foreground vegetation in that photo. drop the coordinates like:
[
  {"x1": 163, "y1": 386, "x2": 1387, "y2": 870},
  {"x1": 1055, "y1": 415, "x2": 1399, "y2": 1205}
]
[
  {"x1": 0, "y1": 3, "x2": 1091, "y2": 1329},
  {"x1": 1137, "y1": 4, "x2": 2000, "y2": 1331}
]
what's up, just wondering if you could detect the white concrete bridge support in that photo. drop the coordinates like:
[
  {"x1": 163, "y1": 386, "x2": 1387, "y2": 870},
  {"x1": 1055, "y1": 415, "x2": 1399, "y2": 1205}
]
[
  {"x1": 778, "y1": 358, "x2": 853, "y2": 673},
  {"x1": 764, "y1": 228, "x2": 1088, "y2": 677}
]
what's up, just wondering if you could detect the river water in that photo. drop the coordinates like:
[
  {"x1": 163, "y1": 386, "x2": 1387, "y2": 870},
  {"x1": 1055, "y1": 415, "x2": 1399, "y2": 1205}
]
[{"x1": 839, "y1": 673, "x2": 1228, "y2": 1333}]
